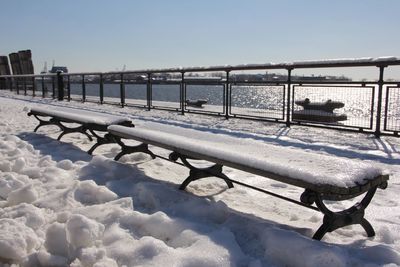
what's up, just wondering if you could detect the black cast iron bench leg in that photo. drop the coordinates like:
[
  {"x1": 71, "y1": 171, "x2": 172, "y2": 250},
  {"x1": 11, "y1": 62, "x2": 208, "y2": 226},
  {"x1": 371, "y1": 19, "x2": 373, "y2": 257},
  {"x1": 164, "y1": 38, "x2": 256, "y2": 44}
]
[
  {"x1": 51, "y1": 119, "x2": 93, "y2": 142},
  {"x1": 87, "y1": 131, "x2": 116, "y2": 155},
  {"x1": 169, "y1": 151, "x2": 234, "y2": 190},
  {"x1": 28, "y1": 113, "x2": 92, "y2": 141},
  {"x1": 88, "y1": 123, "x2": 134, "y2": 155},
  {"x1": 112, "y1": 136, "x2": 156, "y2": 160},
  {"x1": 301, "y1": 182, "x2": 387, "y2": 240},
  {"x1": 29, "y1": 114, "x2": 63, "y2": 132}
]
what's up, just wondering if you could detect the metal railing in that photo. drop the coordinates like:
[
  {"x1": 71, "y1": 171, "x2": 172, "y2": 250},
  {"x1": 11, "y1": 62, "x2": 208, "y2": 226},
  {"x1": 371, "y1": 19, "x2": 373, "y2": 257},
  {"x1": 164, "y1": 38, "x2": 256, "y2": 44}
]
[{"x1": 1, "y1": 57, "x2": 399, "y2": 137}]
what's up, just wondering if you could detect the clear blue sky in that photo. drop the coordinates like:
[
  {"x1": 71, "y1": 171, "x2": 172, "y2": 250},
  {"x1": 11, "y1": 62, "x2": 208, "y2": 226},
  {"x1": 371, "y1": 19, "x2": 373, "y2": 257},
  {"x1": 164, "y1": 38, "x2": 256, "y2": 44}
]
[{"x1": 1, "y1": 0, "x2": 399, "y2": 78}]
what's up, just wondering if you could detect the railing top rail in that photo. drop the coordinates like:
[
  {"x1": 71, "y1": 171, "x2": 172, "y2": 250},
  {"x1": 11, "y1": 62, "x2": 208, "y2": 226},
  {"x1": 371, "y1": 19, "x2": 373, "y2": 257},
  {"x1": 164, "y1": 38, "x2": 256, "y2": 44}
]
[
  {"x1": 0, "y1": 73, "x2": 57, "y2": 78},
  {"x1": 62, "y1": 56, "x2": 400, "y2": 75},
  {"x1": 1, "y1": 57, "x2": 399, "y2": 78}
]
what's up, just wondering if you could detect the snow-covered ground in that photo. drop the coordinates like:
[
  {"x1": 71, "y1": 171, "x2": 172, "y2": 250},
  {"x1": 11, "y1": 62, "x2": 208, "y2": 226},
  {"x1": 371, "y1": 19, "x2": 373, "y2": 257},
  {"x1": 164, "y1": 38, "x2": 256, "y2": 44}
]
[{"x1": 0, "y1": 91, "x2": 400, "y2": 267}]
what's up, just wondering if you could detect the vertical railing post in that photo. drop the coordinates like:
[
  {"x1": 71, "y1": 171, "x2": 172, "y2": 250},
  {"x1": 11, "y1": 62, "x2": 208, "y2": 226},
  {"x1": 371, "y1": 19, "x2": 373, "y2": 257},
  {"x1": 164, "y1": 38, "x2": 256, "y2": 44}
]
[
  {"x1": 181, "y1": 71, "x2": 185, "y2": 115},
  {"x1": 120, "y1": 73, "x2": 125, "y2": 107},
  {"x1": 383, "y1": 85, "x2": 389, "y2": 132},
  {"x1": 147, "y1": 73, "x2": 152, "y2": 110},
  {"x1": 9, "y1": 77, "x2": 13, "y2": 92},
  {"x1": 57, "y1": 71, "x2": 64, "y2": 101},
  {"x1": 225, "y1": 70, "x2": 230, "y2": 119},
  {"x1": 52, "y1": 76, "x2": 56, "y2": 99},
  {"x1": 286, "y1": 68, "x2": 292, "y2": 127},
  {"x1": 374, "y1": 65, "x2": 386, "y2": 137},
  {"x1": 99, "y1": 74, "x2": 104, "y2": 104},
  {"x1": 16, "y1": 77, "x2": 20, "y2": 94},
  {"x1": 23, "y1": 77, "x2": 27, "y2": 96},
  {"x1": 67, "y1": 75, "x2": 71, "y2": 101},
  {"x1": 81, "y1": 74, "x2": 86, "y2": 102},
  {"x1": 32, "y1": 76, "x2": 36, "y2": 97},
  {"x1": 41, "y1": 76, "x2": 45, "y2": 97}
]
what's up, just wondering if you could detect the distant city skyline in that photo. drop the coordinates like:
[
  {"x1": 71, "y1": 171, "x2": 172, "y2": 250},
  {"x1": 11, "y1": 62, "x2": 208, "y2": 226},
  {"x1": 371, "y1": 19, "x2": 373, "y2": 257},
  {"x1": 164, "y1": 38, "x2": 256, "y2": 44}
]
[{"x1": 1, "y1": 0, "x2": 399, "y2": 79}]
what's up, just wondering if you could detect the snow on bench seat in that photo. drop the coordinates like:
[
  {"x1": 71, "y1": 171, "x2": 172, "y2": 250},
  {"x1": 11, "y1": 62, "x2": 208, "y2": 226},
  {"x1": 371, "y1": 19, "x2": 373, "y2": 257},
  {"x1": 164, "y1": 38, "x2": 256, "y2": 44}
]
[
  {"x1": 28, "y1": 106, "x2": 133, "y2": 154},
  {"x1": 29, "y1": 106, "x2": 131, "y2": 126},
  {"x1": 108, "y1": 125, "x2": 387, "y2": 197}
]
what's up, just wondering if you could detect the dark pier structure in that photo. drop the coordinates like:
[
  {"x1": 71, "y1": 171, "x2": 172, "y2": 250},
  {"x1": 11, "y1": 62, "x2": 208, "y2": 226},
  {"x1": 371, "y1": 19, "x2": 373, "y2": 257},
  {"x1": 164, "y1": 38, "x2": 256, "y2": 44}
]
[
  {"x1": 1, "y1": 49, "x2": 35, "y2": 92},
  {"x1": 0, "y1": 56, "x2": 11, "y2": 88},
  {"x1": 8, "y1": 50, "x2": 34, "y2": 75}
]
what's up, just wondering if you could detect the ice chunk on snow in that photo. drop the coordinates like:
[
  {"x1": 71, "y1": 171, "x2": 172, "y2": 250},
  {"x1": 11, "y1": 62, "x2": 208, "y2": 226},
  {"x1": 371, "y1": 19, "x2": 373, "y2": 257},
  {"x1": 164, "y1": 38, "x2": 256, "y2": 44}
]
[
  {"x1": 105, "y1": 235, "x2": 172, "y2": 267},
  {"x1": 37, "y1": 250, "x2": 69, "y2": 267},
  {"x1": 77, "y1": 246, "x2": 109, "y2": 267},
  {"x1": 21, "y1": 167, "x2": 41, "y2": 179},
  {"x1": 0, "y1": 160, "x2": 12, "y2": 172},
  {"x1": 7, "y1": 184, "x2": 38, "y2": 205},
  {"x1": 0, "y1": 203, "x2": 45, "y2": 230},
  {"x1": 56, "y1": 159, "x2": 74, "y2": 170},
  {"x1": 38, "y1": 155, "x2": 54, "y2": 168},
  {"x1": 0, "y1": 218, "x2": 39, "y2": 261},
  {"x1": 379, "y1": 226, "x2": 396, "y2": 244},
  {"x1": 45, "y1": 222, "x2": 69, "y2": 257},
  {"x1": 102, "y1": 223, "x2": 131, "y2": 246},
  {"x1": 66, "y1": 214, "x2": 105, "y2": 249},
  {"x1": 120, "y1": 211, "x2": 191, "y2": 243},
  {"x1": 92, "y1": 257, "x2": 118, "y2": 267},
  {"x1": 69, "y1": 255, "x2": 118, "y2": 267},
  {"x1": 42, "y1": 166, "x2": 72, "y2": 183},
  {"x1": 0, "y1": 173, "x2": 26, "y2": 199},
  {"x1": 74, "y1": 180, "x2": 118, "y2": 205},
  {"x1": 75, "y1": 198, "x2": 133, "y2": 226},
  {"x1": 12, "y1": 157, "x2": 25, "y2": 172}
]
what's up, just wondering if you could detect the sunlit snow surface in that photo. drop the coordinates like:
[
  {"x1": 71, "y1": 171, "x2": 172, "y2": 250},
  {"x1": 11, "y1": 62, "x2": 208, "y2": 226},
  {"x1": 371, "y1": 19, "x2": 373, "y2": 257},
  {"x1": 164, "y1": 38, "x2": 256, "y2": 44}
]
[{"x1": 1, "y1": 91, "x2": 400, "y2": 267}]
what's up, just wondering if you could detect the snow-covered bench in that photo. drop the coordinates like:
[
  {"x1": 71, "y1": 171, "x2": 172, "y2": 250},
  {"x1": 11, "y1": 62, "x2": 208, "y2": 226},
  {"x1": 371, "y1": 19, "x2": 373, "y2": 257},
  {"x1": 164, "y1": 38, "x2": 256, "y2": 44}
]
[
  {"x1": 107, "y1": 125, "x2": 389, "y2": 241},
  {"x1": 28, "y1": 106, "x2": 134, "y2": 154}
]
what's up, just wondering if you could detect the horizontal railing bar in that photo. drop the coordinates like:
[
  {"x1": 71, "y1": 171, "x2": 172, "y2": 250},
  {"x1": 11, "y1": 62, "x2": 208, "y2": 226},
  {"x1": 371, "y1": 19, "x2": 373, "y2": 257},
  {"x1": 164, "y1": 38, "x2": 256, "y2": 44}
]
[
  {"x1": 59, "y1": 58, "x2": 400, "y2": 75},
  {"x1": 3, "y1": 77, "x2": 399, "y2": 86},
  {"x1": 0, "y1": 73, "x2": 57, "y2": 78},
  {"x1": 3, "y1": 57, "x2": 399, "y2": 79},
  {"x1": 3, "y1": 77, "x2": 399, "y2": 85},
  {"x1": 293, "y1": 84, "x2": 375, "y2": 88}
]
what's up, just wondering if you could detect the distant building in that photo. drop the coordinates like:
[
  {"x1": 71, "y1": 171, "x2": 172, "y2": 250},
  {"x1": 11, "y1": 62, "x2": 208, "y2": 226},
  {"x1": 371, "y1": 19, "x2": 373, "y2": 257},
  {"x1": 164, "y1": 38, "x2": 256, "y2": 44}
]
[{"x1": 49, "y1": 66, "x2": 68, "y2": 73}]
